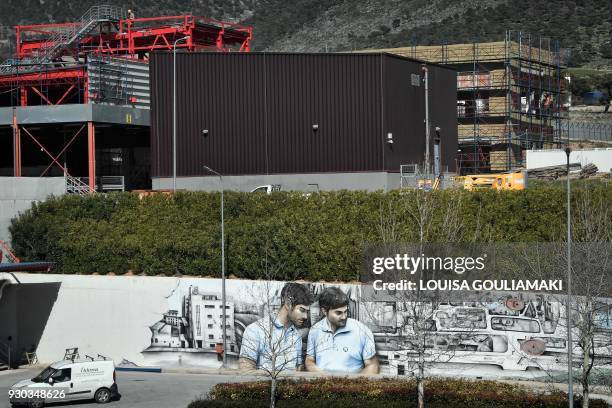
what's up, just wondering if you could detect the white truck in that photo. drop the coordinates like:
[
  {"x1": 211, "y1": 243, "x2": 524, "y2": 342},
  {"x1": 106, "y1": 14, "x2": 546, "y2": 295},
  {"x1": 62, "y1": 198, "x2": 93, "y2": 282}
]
[
  {"x1": 10, "y1": 358, "x2": 119, "y2": 407},
  {"x1": 250, "y1": 184, "x2": 320, "y2": 194},
  {"x1": 250, "y1": 184, "x2": 282, "y2": 194}
]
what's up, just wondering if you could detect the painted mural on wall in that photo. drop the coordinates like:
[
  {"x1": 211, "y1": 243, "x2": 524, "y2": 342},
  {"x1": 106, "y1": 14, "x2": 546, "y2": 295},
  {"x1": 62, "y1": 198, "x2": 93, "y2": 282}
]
[{"x1": 141, "y1": 280, "x2": 612, "y2": 374}]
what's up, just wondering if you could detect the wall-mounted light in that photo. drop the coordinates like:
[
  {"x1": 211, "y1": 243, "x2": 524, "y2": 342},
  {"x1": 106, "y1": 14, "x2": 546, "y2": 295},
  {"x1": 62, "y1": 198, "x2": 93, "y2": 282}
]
[
  {"x1": 386, "y1": 132, "x2": 393, "y2": 144},
  {"x1": 434, "y1": 127, "x2": 441, "y2": 143},
  {"x1": 202, "y1": 129, "x2": 209, "y2": 137},
  {"x1": 312, "y1": 124, "x2": 319, "y2": 132}
]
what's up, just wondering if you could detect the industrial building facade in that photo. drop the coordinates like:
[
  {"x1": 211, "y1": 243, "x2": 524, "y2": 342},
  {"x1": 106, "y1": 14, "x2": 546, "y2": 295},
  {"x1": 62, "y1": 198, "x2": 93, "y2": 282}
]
[
  {"x1": 150, "y1": 52, "x2": 457, "y2": 191},
  {"x1": 0, "y1": 5, "x2": 252, "y2": 193}
]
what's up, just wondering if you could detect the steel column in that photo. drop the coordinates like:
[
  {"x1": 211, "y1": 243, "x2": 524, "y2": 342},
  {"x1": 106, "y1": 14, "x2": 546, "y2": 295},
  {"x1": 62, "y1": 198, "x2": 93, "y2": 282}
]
[
  {"x1": 12, "y1": 109, "x2": 21, "y2": 177},
  {"x1": 87, "y1": 122, "x2": 96, "y2": 193},
  {"x1": 20, "y1": 87, "x2": 27, "y2": 106}
]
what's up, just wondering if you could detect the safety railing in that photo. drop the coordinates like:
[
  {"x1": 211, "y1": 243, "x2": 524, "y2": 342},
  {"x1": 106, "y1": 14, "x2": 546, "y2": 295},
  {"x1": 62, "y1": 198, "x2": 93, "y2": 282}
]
[
  {"x1": 66, "y1": 175, "x2": 91, "y2": 195},
  {"x1": 0, "y1": 5, "x2": 123, "y2": 75}
]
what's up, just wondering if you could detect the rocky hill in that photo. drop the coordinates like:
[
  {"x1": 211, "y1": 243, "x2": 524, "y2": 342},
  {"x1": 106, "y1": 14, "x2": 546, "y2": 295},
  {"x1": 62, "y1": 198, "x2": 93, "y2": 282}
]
[{"x1": 1, "y1": 0, "x2": 611, "y2": 69}]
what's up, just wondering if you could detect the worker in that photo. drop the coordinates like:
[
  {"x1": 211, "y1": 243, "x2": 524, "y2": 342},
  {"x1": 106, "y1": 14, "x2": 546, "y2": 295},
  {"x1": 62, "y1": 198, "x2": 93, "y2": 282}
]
[
  {"x1": 127, "y1": 9, "x2": 135, "y2": 20},
  {"x1": 215, "y1": 343, "x2": 223, "y2": 362}
]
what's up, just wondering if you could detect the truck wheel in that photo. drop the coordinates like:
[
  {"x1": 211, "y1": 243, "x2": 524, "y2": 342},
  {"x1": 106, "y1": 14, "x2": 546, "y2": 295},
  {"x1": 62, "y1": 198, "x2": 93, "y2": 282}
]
[
  {"x1": 30, "y1": 400, "x2": 44, "y2": 408},
  {"x1": 94, "y1": 388, "x2": 111, "y2": 404}
]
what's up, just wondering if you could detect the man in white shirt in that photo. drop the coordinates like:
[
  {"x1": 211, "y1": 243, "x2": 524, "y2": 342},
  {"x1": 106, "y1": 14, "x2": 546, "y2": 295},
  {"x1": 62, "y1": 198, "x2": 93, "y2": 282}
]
[
  {"x1": 306, "y1": 287, "x2": 379, "y2": 373},
  {"x1": 239, "y1": 282, "x2": 313, "y2": 371}
]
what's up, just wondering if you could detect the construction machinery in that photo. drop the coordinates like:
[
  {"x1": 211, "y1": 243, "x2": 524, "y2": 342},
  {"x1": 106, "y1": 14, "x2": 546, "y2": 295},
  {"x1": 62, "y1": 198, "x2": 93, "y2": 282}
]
[{"x1": 455, "y1": 170, "x2": 527, "y2": 191}]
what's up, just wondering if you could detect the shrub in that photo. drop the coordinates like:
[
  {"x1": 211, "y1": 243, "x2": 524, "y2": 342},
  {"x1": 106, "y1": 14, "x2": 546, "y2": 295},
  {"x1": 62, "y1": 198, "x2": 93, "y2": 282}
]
[
  {"x1": 9, "y1": 185, "x2": 611, "y2": 278},
  {"x1": 201, "y1": 378, "x2": 609, "y2": 408}
]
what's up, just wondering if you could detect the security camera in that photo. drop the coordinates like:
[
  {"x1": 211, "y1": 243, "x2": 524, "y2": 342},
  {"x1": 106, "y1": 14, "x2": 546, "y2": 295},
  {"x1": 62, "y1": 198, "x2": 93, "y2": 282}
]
[{"x1": 202, "y1": 129, "x2": 209, "y2": 136}]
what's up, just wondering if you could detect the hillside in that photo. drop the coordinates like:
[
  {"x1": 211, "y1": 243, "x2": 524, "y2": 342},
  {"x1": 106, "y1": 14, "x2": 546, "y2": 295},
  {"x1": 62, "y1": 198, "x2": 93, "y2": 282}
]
[
  {"x1": 256, "y1": 0, "x2": 612, "y2": 69},
  {"x1": 0, "y1": 0, "x2": 611, "y2": 69}
]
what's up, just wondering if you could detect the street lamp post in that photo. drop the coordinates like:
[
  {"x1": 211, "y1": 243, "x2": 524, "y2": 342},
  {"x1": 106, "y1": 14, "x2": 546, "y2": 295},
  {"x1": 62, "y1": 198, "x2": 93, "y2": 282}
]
[
  {"x1": 172, "y1": 36, "x2": 190, "y2": 193},
  {"x1": 203, "y1": 165, "x2": 226, "y2": 367},
  {"x1": 565, "y1": 147, "x2": 573, "y2": 408}
]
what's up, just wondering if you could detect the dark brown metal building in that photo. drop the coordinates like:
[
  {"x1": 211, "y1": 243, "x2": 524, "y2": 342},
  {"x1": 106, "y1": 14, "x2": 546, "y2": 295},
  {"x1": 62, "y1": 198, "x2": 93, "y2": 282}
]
[{"x1": 150, "y1": 52, "x2": 457, "y2": 191}]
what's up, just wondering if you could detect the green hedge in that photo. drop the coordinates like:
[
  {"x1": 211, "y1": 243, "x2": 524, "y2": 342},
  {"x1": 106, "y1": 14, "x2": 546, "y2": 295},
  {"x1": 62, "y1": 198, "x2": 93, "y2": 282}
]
[
  {"x1": 196, "y1": 378, "x2": 608, "y2": 408},
  {"x1": 9, "y1": 184, "x2": 611, "y2": 279}
]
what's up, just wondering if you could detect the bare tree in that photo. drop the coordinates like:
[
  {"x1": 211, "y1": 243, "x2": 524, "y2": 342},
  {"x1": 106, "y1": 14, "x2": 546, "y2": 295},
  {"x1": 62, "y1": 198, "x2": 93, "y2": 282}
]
[{"x1": 567, "y1": 186, "x2": 611, "y2": 408}]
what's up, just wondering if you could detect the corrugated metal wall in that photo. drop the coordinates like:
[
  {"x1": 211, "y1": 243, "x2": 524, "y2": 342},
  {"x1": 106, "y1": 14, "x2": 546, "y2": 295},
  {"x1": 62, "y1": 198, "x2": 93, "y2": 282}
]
[
  {"x1": 427, "y1": 63, "x2": 459, "y2": 173},
  {"x1": 150, "y1": 52, "x2": 456, "y2": 177},
  {"x1": 88, "y1": 56, "x2": 150, "y2": 109}
]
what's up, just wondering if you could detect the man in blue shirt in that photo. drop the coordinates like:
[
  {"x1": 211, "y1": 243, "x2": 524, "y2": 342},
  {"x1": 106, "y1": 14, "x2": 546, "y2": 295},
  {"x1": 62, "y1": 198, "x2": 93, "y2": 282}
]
[
  {"x1": 306, "y1": 287, "x2": 379, "y2": 373},
  {"x1": 239, "y1": 282, "x2": 314, "y2": 371}
]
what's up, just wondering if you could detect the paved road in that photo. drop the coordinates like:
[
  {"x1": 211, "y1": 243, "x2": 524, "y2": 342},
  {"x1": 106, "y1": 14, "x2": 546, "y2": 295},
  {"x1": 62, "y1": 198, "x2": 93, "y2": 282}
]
[
  {"x1": 0, "y1": 368, "x2": 254, "y2": 408},
  {"x1": 2, "y1": 368, "x2": 610, "y2": 407}
]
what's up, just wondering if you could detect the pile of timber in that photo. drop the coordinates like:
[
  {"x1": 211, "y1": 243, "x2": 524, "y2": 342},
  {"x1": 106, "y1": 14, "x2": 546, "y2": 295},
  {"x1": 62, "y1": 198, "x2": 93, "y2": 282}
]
[
  {"x1": 527, "y1": 163, "x2": 581, "y2": 180},
  {"x1": 579, "y1": 163, "x2": 598, "y2": 178},
  {"x1": 527, "y1": 163, "x2": 604, "y2": 180}
]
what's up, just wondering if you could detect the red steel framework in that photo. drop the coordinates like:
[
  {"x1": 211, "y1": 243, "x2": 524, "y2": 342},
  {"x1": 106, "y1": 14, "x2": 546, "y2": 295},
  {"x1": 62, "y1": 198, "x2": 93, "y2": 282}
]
[
  {"x1": 15, "y1": 14, "x2": 252, "y2": 59},
  {"x1": 2, "y1": 9, "x2": 252, "y2": 192}
]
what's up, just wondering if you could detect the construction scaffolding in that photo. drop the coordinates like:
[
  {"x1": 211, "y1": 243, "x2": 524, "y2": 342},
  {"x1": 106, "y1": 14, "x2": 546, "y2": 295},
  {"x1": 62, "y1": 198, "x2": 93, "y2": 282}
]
[{"x1": 369, "y1": 31, "x2": 568, "y2": 173}]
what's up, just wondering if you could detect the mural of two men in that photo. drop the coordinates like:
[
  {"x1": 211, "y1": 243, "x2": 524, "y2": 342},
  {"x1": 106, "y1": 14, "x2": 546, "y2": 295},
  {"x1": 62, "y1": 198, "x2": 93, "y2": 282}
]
[{"x1": 238, "y1": 283, "x2": 380, "y2": 374}]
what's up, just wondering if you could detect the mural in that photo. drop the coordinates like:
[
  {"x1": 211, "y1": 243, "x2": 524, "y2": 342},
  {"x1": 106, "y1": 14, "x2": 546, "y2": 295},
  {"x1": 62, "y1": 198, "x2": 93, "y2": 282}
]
[{"x1": 142, "y1": 280, "x2": 612, "y2": 374}]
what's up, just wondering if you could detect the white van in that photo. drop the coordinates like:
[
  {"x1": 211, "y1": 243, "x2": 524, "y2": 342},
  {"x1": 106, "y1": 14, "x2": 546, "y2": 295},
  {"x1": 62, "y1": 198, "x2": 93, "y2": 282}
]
[{"x1": 10, "y1": 358, "x2": 119, "y2": 407}]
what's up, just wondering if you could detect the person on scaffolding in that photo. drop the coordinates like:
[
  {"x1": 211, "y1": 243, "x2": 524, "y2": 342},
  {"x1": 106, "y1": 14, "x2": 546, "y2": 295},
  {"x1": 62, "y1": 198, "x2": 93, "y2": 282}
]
[{"x1": 127, "y1": 9, "x2": 135, "y2": 20}]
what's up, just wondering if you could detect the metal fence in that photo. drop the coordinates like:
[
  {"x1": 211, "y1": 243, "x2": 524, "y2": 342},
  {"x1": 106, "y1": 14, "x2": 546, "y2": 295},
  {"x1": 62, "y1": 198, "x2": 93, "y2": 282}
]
[{"x1": 556, "y1": 121, "x2": 612, "y2": 142}]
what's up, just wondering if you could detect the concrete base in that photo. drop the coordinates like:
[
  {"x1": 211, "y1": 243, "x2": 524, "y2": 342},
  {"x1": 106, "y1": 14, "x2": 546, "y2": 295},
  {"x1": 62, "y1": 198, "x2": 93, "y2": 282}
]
[
  {"x1": 0, "y1": 177, "x2": 66, "y2": 245},
  {"x1": 0, "y1": 104, "x2": 150, "y2": 126},
  {"x1": 153, "y1": 172, "x2": 403, "y2": 192}
]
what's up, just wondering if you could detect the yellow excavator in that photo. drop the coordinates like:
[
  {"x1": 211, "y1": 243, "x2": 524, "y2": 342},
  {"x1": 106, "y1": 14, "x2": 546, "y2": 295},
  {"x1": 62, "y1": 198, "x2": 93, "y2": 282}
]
[{"x1": 455, "y1": 170, "x2": 527, "y2": 191}]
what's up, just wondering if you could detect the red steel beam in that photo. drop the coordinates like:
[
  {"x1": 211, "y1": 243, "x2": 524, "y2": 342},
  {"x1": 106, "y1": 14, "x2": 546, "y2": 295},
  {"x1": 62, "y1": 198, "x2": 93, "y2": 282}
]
[
  {"x1": 55, "y1": 83, "x2": 77, "y2": 105},
  {"x1": 0, "y1": 69, "x2": 85, "y2": 86},
  {"x1": 30, "y1": 86, "x2": 53, "y2": 105},
  {"x1": 39, "y1": 123, "x2": 86, "y2": 177},
  {"x1": 20, "y1": 87, "x2": 27, "y2": 107},
  {"x1": 21, "y1": 126, "x2": 69, "y2": 175}
]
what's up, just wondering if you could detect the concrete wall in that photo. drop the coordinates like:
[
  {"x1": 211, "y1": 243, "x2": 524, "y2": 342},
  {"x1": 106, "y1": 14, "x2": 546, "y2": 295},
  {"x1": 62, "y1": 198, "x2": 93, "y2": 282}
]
[
  {"x1": 0, "y1": 280, "x2": 61, "y2": 367},
  {"x1": 152, "y1": 172, "x2": 402, "y2": 192},
  {"x1": 2, "y1": 273, "x2": 606, "y2": 377},
  {"x1": 526, "y1": 148, "x2": 612, "y2": 172},
  {"x1": 0, "y1": 177, "x2": 66, "y2": 245}
]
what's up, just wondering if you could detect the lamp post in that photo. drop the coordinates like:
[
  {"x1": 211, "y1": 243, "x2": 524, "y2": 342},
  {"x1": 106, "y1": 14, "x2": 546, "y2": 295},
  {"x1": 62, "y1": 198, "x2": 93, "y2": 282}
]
[
  {"x1": 203, "y1": 165, "x2": 226, "y2": 367},
  {"x1": 565, "y1": 147, "x2": 573, "y2": 408},
  {"x1": 172, "y1": 36, "x2": 190, "y2": 193},
  {"x1": 422, "y1": 65, "x2": 430, "y2": 178}
]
